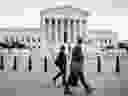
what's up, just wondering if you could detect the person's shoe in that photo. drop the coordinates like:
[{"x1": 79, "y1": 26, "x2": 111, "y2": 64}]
[
  {"x1": 71, "y1": 82, "x2": 79, "y2": 87},
  {"x1": 52, "y1": 79, "x2": 56, "y2": 87},
  {"x1": 56, "y1": 84, "x2": 63, "y2": 88},
  {"x1": 86, "y1": 88, "x2": 91, "y2": 94},
  {"x1": 64, "y1": 89, "x2": 72, "y2": 95},
  {"x1": 86, "y1": 88, "x2": 96, "y2": 95},
  {"x1": 64, "y1": 87, "x2": 72, "y2": 95}
]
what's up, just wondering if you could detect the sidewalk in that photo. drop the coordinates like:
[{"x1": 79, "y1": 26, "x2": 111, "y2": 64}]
[{"x1": 0, "y1": 71, "x2": 126, "y2": 96}]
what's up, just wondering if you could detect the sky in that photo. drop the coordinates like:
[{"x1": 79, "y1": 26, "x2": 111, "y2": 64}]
[{"x1": 0, "y1": 0, "x2": 127, "y2": 40}]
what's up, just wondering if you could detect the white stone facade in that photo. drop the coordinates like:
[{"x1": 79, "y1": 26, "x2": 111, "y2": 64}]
[{"x1": 0, "y1": 5, "x2": 121, "y2": 73}]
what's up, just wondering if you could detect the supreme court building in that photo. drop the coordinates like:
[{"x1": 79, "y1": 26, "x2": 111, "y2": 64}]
[
  {"x1": 40, "y1": 5, "x2": 117, "y2": 56},
  {"x1": 0, "y1": 5, "x2": 119, "y2": 73},
  {"x1": 39, "y1": 5, "x2": 119, "y2": 74}
]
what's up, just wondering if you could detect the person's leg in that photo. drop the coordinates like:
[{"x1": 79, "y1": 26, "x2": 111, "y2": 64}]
[
  {"x1": 69, "y1": 72, "x2": 79, "y2": 86},
  {"x1": 64, "y1": 72, "x2": 72, "y2": 95},
  {"x1": 53, "y1": 67, "x2": 65, "y2": 87},
  {"x1": 52, "y1": 71, "x2": 63, "y2": 87},
  {"x1": 79, "y1": 72, "x2": 96, "y2": 94},
  {"x1": 63, "y1": 71, "x2": 70, "y2": 89},
  {"x1": 62, "y1": 68, "x2": 66, "y2": 86},
  {"x1": 53, "y1": 71, "x2": 62, "y2": 81},
  {"x1": 78, "y1": 72, "x2": 92, "y2": 93},
  {"x1": 68, "y1": 72, "x2": 75, "y2": 86}
]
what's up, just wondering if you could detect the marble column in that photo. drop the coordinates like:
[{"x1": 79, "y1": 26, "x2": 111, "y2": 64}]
[
  {"x1": 23, "y1": 55, "x2": 29, "y2": 72},
  {"x1": 51, "y1": 18, "x2": 56, "y2": 42},
  {"x1": 81, "y1": 19, "x2": 87, "y2": 42},
  {"x1": 70, "y1": 19, "x2": 74, "y2": 43},
  {"x1": 74, "y1": 19, "x2": 77, "y2": 43},
  {"x1": 13, "y1": 56, "x2": 17, "y2": 71},
  {"x1": 28, "y1": 56, "x2": 32, "y2": 72},
  {"x1": 115, "y1": 56, "x2": 120, "y2": 72},
  {"x1": 67, "y1": 18, "x2": 71, "y2": 43},
  {"x1": 44, "y1": 56, "x2": 47, "y2": 72},
  {"x1": 79, "y1": 19, "x2": 82, "y2": 37},
  {"x1": 103, "y1": 40, "x2": 106, "y2": 47},
  {"x1": 55, "y1": 18, "x2": 58, "y2": 45},
  {"x1": 40, "y1": 17, "x2": 46, "y2": 72},
  {"x1": 48, "y1": 18, "x2": 52, "y2": 43},
  {"x1": 40, "y1": 17, "x2": 50, "y2": 72},
  {"x1": 76, "y1": 19, "x2": 80, "y2": 38},
  {"x1": 45, "y1": 17, "x2": 49, "y2": 41},
  {"x1": 0, "y1": 56, "x2": 4, "y2": 71},
  {"x1": 57, "y1": 18, "x2": 61, "y2": 44},
  {"x1": 100, "y1": 40, "x2": 104, "y2": 48},
  {"x1": 48, "y1": 18, "x2": 52, "y2": 42},
  {"x1": 64, "y1": 18, "x2": 68, "y2": 43},
  {"x1": 59, "y1": 18, "x2": 64, "y2": 44},
  {"x1": 97, "y1": 55, "x2": 101, "y2": 72}
]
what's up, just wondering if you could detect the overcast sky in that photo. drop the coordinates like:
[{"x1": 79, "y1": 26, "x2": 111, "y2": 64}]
[{"x1": 0, "y1": 0, "x2": 127, "y2": 40}]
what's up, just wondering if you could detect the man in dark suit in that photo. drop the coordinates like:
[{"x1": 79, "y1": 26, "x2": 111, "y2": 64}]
[
  {"x1": 68, "y1": 36, "x2": 94, "y2": 94},
  {"x1": 52, "y1": 44, "x2": 67, "y2": 87}
]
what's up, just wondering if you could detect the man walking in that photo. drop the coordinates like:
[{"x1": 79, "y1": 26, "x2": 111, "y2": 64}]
[
  {"x1": 52, "y1": 44, "x2": 67, "y2": 87},
  {"x1": 68, "y1": 36, "x2": 94, "y2": 94}
]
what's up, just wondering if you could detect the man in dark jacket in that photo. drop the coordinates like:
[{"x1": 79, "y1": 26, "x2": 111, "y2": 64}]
[
  {"x1": 52, "y1": 45, "x2": 67, "y2": 87},
  {"x1": 68, "y1": 36, "x2": 94, "y2": 94}
]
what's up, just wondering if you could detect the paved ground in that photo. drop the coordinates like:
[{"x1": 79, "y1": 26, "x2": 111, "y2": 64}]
[{"x1": 0, "y1": 72, "x2": 125, "y2": 96}]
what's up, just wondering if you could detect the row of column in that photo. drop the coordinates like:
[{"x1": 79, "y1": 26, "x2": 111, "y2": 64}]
[
  {"x1": 43, "y1": 17, "x2": 87, "y2": 44},
  {"x1": 41, "y1": 52, "x2": 120, "y2": 73},
  {"x1": 97, "y1": 55, "x2": 120, "y2": 73},
  {"x1": 5, "y1": 35, "x2": 40, "y2": 48},
  {"x1": 0, "y1": 55, "x2": 32, "y2": 72},
  {"x1": 96, "y1": 39, "x2": 113, "y2": 48}
]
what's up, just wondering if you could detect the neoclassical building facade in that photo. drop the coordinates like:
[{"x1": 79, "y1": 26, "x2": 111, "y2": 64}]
[
  {"x1": 40, "y1": 5, "x2": 90, "y2": 58},
  {"x1": 40, "y1": 5, "x2": 118, "y2": 58},
  {"x1": 0, "y1": 5, "x2": 121, "y2": 73}
]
